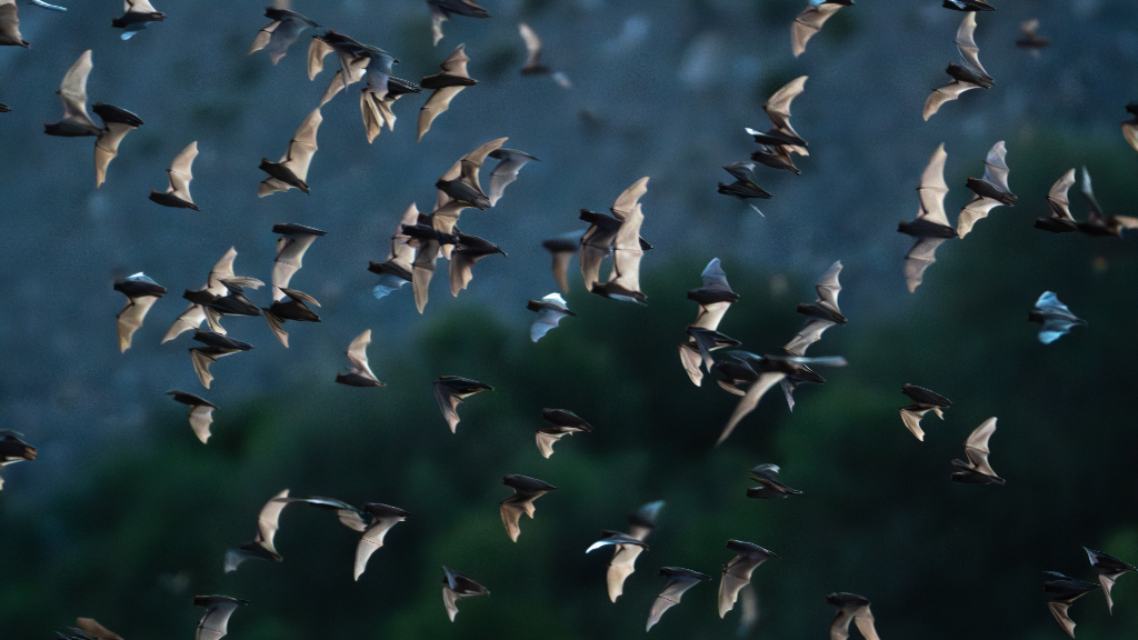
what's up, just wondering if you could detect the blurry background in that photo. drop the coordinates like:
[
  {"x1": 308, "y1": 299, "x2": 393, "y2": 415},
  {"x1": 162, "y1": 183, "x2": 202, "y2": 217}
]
[{"x1": 1, "y1": 0, "x2": 1137, "y2": 638}]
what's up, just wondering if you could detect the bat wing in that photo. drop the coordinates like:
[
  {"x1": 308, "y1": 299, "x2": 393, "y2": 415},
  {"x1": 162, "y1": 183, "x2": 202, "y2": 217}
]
[
  {"x1": 195, "y1": 601, "x2": 241, "y2": 640},
  {"x1": 344, "y1": 329, "x2": 376, "y2": 380},
  {"x1": 923, "y1": 81, "x2": 979, "y2": 121},
  {"x1": 606, "y1": 544, "x2": 644, "y2": 602},
  {"x1": 433, "y1": 384, "x2": 462, "y2": 433},
  {"x1": 518, "y1": 22, "x2": 542, "y2": 68},
  {"x1": 903, "y1": 237, "x2": 947, "y2": 294},
  {"x1": 1047, "y1": 169, "x2": 1076, "y2": 221},
  {"x1": 764, "y1": 75, "x2": 807, "y2": 142},
  {"x1": 982, "y1": 140, "x2": 1010, "y2": 192},
  {"x1": 791, "y1": 3, "x2": 844, "y2": 57},
  {"x1": 1123, "y1": 122, "x2": 1138, "y2": 154},
  {"x1": 499, "y1": 500, "x2": 527, "y2": 542},
  {"x1": 718, "y1": 371, "x2": 786, "y2": 445},
  {"x1": 255, "y1": 488, "x2": 290, "y2": 553},
  {"x1": 957, "y1": 196, "x2": 1000, "y2": 239},
  {"x1": 166, "y1": 141, "x2": 199, "y2": 203},
  {"x1": 188, "y1": 404, "x2": 214, "y2": 444},
  {"x1": 718, "y1": 562, "x2": 757, "y2": 618},
  {"x1": 611, "y1": 176, "x2": 650, "y2": 220},
  {"x1": 487, "y1": 155, "x2": 533, "y2": 206},
  {"x1": 117, "y1": 294, "x2": 161, "y2": 353},
  {"x1": 956, "y1": 12, "x2": 989, "y2": 77},
  {"x1": 353, "y1": 515, "x2": 405, "y2": 581},
  {"x1": 272, "y1": 234, "x2": 318, "y2": 296},
  {"x1": 550, "y1": 251, "x2": 572, "y2": 293},
  {"x1": 418, "y1": 86, "x2": 465, "y2": 142},
  {"x1": 306, "y1": 36, "x2": 335, "y2": 80},
  {"x1": 830, "y1": 608, "x2": 854, "y2": 640},
  {"x1": 783, "y1": 318, "x2": 835, "y2": 356},
  {"x1": 900, "y1": 407, "x2": 941, "y2": 442},
  {"x1": 853, "y1": 607, "x2": 881, "y2": 640},
  {"x1": 1048, "y1": 602, "x2": 1077, "y2": 639},
  {"x1": 815, "y1": 260, "x2": 843, "y2": 310},
  {"x1": 94, "y1": 121, "x2": 140, "y2": 188},
  {"x1": 646, "y1": 577, "x2": 703, "y2": 632},
  {"x1": 917, "y1": 144, "x2": 950, "y2": 225},
  {"x1": 964, "y1": 417, "x2": 998, "y2": 476},
  {"x1": 678, "y1": 343, "x2": 704, "y2": 386},
  {"x1": 59, "y1": 50, "x2": 95, "y2": 128},
  {"x1": 531, "y1": 307, "x2": 569, "y2": 343},
  {"x1": 280, "y1": 108, "x2": 322, "y2": 181}
]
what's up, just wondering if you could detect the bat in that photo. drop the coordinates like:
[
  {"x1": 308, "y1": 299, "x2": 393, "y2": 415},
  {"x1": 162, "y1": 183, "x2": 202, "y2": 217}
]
[
  {"x1": 499, "y1": 474, "x2": 556, "y2": 542},
  {"x1": 791, "y1": 1, "x2": 854, "y2": 58},
  {"x1": 193, "y1": 595, "x2": 247, "y2": 640},
  {"x1": 1029, "y1": 291, "x2": 1085, "y2": 345},
  {"x1": 441, "y1": 565, "x2": 489, "y2": 622},
  {"x1": 433, "y1": 375, "x2": 492, "y2": 432},
  {"x1": 923, "y1": 13, "x2": 994, "y2": 121},
  {"x1": 271, "y1": 223, "x2": 326, "y2": 300},
  {"x1": 1043, "y1": 571, "x2": 1099, "y2": 639},
  {"x1": 335, "y1": 329, "x2": 384, "y2": 387},
  {"x1": 369, "y1": 203, "x2": 422, "y2": 300},
  {"x1": 527, "y1": 292, "x2": 575, "y2": 343},
  {"x1": 417, "y1": 44, "x2": 477, "y2": 142},
  {"x1": 114, "y1": 272, "x2": 166, "y2": 352},
  {"x1": 535, "y1": 408, "x2": 592, "y2": 458},
  {"x1": 899, "y1": 383, "x2": 951, "y2": 441},
  {"x1": 957, "y1": 140, "x2": 1016, "y2": 238},
  {"x1": 827, "y1": 592, "x2": 881, "y2": 640},
  {"x1": 167, "y1": 390, "x2": 216, "y2": 444},
  {"x1": 518, "y1": 22, "x2": 571, "y2": 88},
  {"x1": 149, "y1": 141, "x2": 200, "y2": 210},
  {"x1": 259, "y1": 108, "x2": 323, "y2": 196},
  {"x1": 950, "y1": 417, "x2": 1005, "y2": 485},
  {"x1": 224, "y1": 488, "x2": 290, "y2": 572},
  {"x1": 718, "y1": 540, "x2": 777, "y2": 618},
  {"x1": 898, "y1": 143, "x2": 956, "y2": 293},
  {"x1": 646, "y1": 567, "x2": 709, "y2": 631},
  {"x1": 248, "y1": 7, "x2": 318, "y2": 65}
]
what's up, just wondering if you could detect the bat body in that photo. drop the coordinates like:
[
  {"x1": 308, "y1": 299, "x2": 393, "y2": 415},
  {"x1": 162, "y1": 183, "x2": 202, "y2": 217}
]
[
  {"x1": 263, "y1": 288, "x2": 321, "y2": 348},
  {"x1": 1029, "y1": 292, "x2": 1085, "y2": 345},
  {"x1": 747, "y1": 463, "x2": 804, "y2": 499},
  {"x1": 335, "y1": 329, "x2": 384, "y2": 387},
  {"x1": 0, "y1": 430, "x2": 37, "y2": 492},
  {"x1": 112, "y1": 0, "x2": 165, "y2": 41},
  {"x1": 433, "y1": 375, "x2": 492, "y2": 432},
  {"x1": 950, "y1": 417, "x2": 1004, "y2": 485},
  {"x1": 167, "y1": 390, "x2": 216, "y2": 444},
  {"x1": 449, "y1": 232, "x2": 505, "y2": 297},
  {"x1": 1043, "y1": 571, "x2": 1099, "y2": 639},
  {"x1": 718, "y1": 161, "x2": 772, "y2": 211},
  {"x1": 535, "y1": 408, "x2": 592, "y2": 458},
  {"x1": 923, "y1": 13, "x2": 993, "y2": 121},
  {"x1": 899, "y1": 383, "x2": 951, "y2": 441},
  {"x1": 499, "y1": 474, "x2": 556, "y2": 542},
  {"x1": 441, "y1": 566, "x2": 489, "y2": 622},
  {"x1": 114, "y1": 272, "x2": 166, "y2": 352}
]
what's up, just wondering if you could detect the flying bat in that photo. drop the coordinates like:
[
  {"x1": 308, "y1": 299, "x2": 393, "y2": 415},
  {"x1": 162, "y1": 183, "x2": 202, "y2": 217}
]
[
  {"x1": 149, "y1": 141, "x2": 200, "y2": 210},
  {"x1": 957, "y1": 140, "x2": 1016, "y2": 238},
  {"x1": 536, "y1": 408, "x2": 592, "y2": 458},
  {"x1": 273, "y1": 496, "x2": 409, "y2": 581},
  {"x1": 899, "y1": 143, "x2": 956, "y2": 293},
  {"x1": 258, "y1": 108, "x2": 322, "y2": 196},
  {"x1": 588, "y1": 177, "x2": 651, "y2": 303},
  {"x1": 43, "y1": 50, "x2": 145, "y2": 185},
  {"x1": 591, "y1": 500, "x2": 664, "y2": 603},
  {"x1": 406, "y1": 220, "x2": 459, "y2": 314},
  {"x1": 449, "y1": 232, "x2": 506, "y2": 297},
  {"x1": 360, "y1": 75, "x2": 422, "y2": 143},
  {"x1": 433, "y1": 375, "x2": 492, "y2": 432},
  {"x1": 189, "y1": 331, "x2": 253, "y2": 390},
  {"x1": 1016, "y1": 19, "x2": 1049, "y2": 53},
  {"x1": 1076, "y1": 166, "x2": 1138, "y2": 237},
  {"x1": 527, "y1": 292, "x2": 575, "y2": 343},
  {"x1": 1029, "y1": 291, "x2": 1085, "y2": 345},
  {"x1": 791, "y1": 1, "x2": 853, "y2": 58},
  {"x1": 431, "y1": 137, "x2": 508, "y2": 252},
  {"x1": 679, "y1": 258, "x2": 740, "y2": 386},
  {"x1": 167, "y1": 390, "x2": 216, "y2": 444},
  {"x1": 249, "y1": 7, "x2": 318, "y2": 64},
  {"x1": 335, "y1": 329, "x2": 384, "y2": 387},
  {"x1": 1043, "y1": 571, "x2": 1099, "y2": 639},
  {"x1": 1035, "y1": 169, "x2": 1078, "y2": 233},
  {"x1": 1084, "y1": 547, "x2": 1135, "y2": 614},
  {"x1": 271, "y1": 223, "x2": 325, "y2": 300},
  {"x1": 718, "y1": 262, "x2": 847, "y2": 444},
  {"x1": 193, "y1": 595, "x2": 246, "y2": 640},
  {"x1": 0, "y1": 0, "x2": 29, "y2": 47},
  {"x1": 718, "y1": 162, "x2": 772, "y2": 214},
  {"x1": 827, "y1": 592, "x2": 881, "y2": 640},
  {"x1": 262, "y1": 288, "x2": 321, "y2": 348},
  {"x1": 899, "y1": 383, "x2": 951, "y2": 442},
  {"x1": 164, "y1": 247, "x2": 263, "y2": 343},
  {"x1": 924, "y1": 13, "x2": 993, "y2": 121},
  {"x1": 950, "y1": 417, "x2": 1004, "y2": 485},
  {"x1": 518, "y1": 22, "x2": 571, "y2": 88},
  {"x1": 441, "y1": 565, "x2": 489, "y2": 622},
  {"x1": 418, "y1": 44, "x2": 477, "y2": 142},
  {"x1": 747, "y1": 463, "x2": 804, "y2": 500},
  {"x1": 747, "y1": 75, "x2": 809, "y2": 155},
  {"x1": 646, "y1": 567, "x2": 709, "y2": 632},
  {"x1": 719, "y1": 539, "x2": 777, "y2": 619},
  {"x1": 487, "y1": 148, "x2": 539, "y2": 206},
  {"x1": 112, "y1": 0, "x2": 165, "y2": 40},
  {"x1": 114, "y1": 272, "x2": 166, "y2": 352},
  {"x1": 370, "y1": 204, "x2": 422, "y2": 300},
  {"x1": 0, "y1": 430, "x2": 37, "y2": 492},
  {"x1": 427, "y1": 0, "x2": 489, "y2": 47},
  {"x1": 499, "y1": 474, "x2": 557, "y2": 542},
  {"x1": 541, "y1": 232, "x2": 580, "y2": 293},
  {"x1": 224, "y1": 488, "x2": 290, "y2": 572}
]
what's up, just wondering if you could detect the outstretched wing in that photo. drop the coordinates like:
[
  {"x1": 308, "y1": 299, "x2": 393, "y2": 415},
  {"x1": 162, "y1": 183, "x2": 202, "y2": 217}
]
[
  {"x1": 280, "y1": 108, "x2": 322, "y2": 181},
  {"x1": 956, "y1": 12, "x2": 988, "y2": 77},
  {"x1": 791, "y1": 3, "x2": 845, "y2": 57},
  {"x1": 717, "y1": 371, "x2": 787, "y2": 445},
  {"x1": 903, "y1": 237, "x2": 947, "y2": 294},
  {"x1": 922, "y1": 81, "x2": 980, "y2": 121}
]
